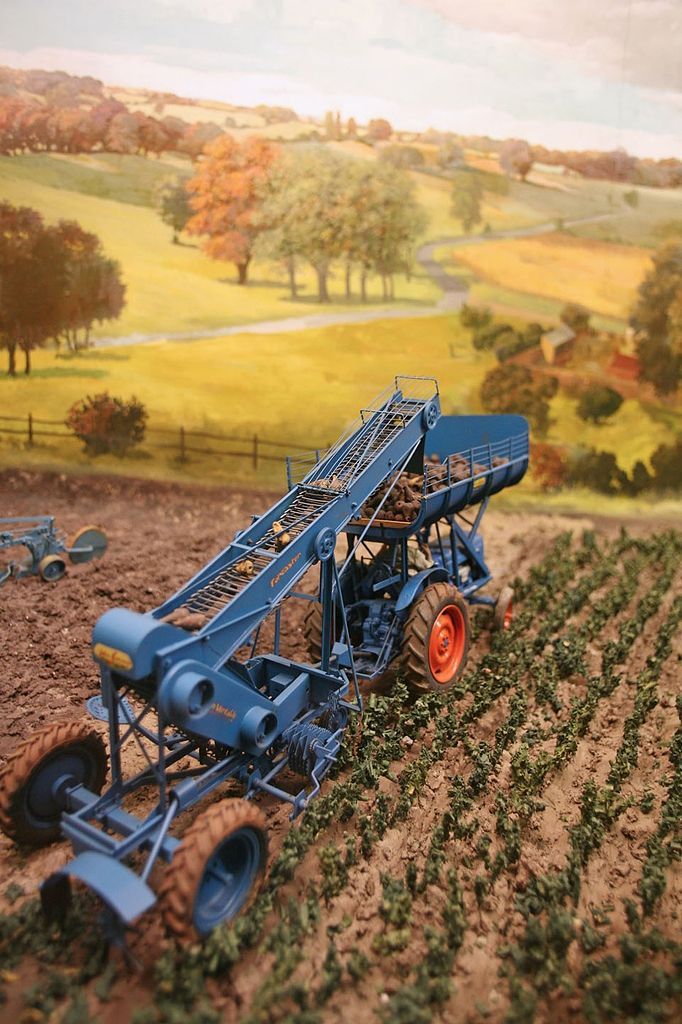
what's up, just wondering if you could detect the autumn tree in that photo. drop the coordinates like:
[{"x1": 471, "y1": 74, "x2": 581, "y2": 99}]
[
  {"x1": 187, "y1": 134, "x2": 279, "y2": 285},
  {"x1": 175, "y1": 121, "x2": 222, "y2": 158},
  {"x1": 531, "y1": 442, "x2": 567, "y2": 491},
  {"x1": 0, "y1": 203, "x2": 124, "y2": 373},
  {"x1": 54, "y1": 221, "x2": 125, "y2": 350},
  {"x1": 499, "y1": 139, "x2": 533, "y2": 181},
  {"x1": 154, "y1": 176, "x2": 192, "y2": 243},
  {"x1": 0, "y1": 203, "x2": 46, "y2": 374},
  {"x1": 367, "y1": 118, "x2": 392, "y2": 142}
]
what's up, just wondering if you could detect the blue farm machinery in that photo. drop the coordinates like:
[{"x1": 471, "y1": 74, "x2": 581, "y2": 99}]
[
  {"x1": 0, "y1": 377, "x2": 528, "y2": 943},
  {"x1": 0, "y1": 516, "x2": 107, "y2": 586}
]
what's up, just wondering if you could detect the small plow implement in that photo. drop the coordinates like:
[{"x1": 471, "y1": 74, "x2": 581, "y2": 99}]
[
  {"x1": 0, "y1": 377, "x2": 528, "y2": 944},
  {"x1": 0, "y1": 516, "x2": 107, "y2": 586}
]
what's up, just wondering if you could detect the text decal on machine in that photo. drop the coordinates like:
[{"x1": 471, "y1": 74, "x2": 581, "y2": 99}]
[{"x1": 270, "y1": 552, "x2": 301, "y2": 588}]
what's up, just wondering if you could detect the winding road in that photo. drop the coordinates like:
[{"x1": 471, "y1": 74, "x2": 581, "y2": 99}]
[{"x1": 93, "y1": 212, "x2": 617, "y2": 348}]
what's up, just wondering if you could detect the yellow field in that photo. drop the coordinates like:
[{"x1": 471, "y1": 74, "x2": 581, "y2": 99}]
[
  {"x1": 452, "y1": 232, "x2": 652, "y2": 319},
  {"x1": 0, "y1": 315, "x2": 494, "y2": 485}
]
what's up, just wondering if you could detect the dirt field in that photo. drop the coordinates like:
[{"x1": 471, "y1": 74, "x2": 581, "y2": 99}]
[{"x1": 0, "y1": 469, "x2": 679, "y2": 1024}]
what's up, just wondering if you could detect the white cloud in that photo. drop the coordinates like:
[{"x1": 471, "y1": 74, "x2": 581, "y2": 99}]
[
  {"x1": 151, "y1": 0, "x2": 260, "y2": 24},
  {"x1": 407, "y1": 0, "x2": 682, "y2": 91}
]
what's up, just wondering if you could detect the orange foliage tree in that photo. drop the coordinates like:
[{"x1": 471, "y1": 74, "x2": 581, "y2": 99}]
[
  {"x1": 186, "y1": 135, "x2": 279, "y2": 284},
  {"x1": 530, "y1": 442, "x2": 568, "y2": 491}
]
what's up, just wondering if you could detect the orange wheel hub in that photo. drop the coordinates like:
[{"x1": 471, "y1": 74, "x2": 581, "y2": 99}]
[
  {"x1": 428, "y1": 604, "x2": 466, "y2": 683},
  {"x1": 503, "y1": 599, "x2": 513, "y2": 629}
]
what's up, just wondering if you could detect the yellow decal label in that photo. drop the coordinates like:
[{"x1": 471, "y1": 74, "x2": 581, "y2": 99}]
[
  {"x1": 473, "y1": 476, "x2": 485, "y2": 489},
  {"x1": 93, "y1": 642, "x2": 133, "y2": 672},
  {"x1": 270, "y1": 551, "x2": 301, "y2": 588},
  {"x1": 212, "y1": 703, "x2": 237, "y2": 721}
]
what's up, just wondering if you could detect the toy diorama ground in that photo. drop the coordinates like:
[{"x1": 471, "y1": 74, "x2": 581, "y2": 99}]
[{"x1": 0, "y1": 469, "x2": 680, "y2": 1024}]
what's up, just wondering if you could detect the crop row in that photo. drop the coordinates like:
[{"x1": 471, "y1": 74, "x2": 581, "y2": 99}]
[
  {"x1": 236, "y1": 533, "x2": 671, "y2": 1022},
  {"x1": 500, "y1": 589, "x2": 682, "y2": 1022},
  {"x1": 376, "y1": 533, "x2": 680, "y2": 1022},
  {"x1": 236, "y1": 532, "x2": 679, "y2": 1021}
]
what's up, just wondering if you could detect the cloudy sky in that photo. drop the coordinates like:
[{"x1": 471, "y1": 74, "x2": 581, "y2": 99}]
[{"x1": 1, "y1": 0, "x2": 680, "y2": 157}]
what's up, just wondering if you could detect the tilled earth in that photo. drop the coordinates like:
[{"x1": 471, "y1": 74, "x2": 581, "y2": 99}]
[{"x1": 0, "y1": 469, "x2": 679, "y2": 1024}]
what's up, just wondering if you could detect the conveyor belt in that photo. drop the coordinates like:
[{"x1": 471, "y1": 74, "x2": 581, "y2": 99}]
[{"x1": 154, "y1": 379, "x2": 439, "y2": 657}]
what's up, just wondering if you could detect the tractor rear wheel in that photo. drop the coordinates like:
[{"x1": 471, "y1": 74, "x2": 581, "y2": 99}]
[
  {"x1": 493, "y1": 586, "x2": 514, "y2": 631},
  {"x1": 401, "y1": 583, "x2": 469, "y2": 693},
  {"x1": 0, "y1": 721, "x2": 107, "y2": 846},
  {"x1": 160, "y1": 799, "x2": 268, "y2": 941}
]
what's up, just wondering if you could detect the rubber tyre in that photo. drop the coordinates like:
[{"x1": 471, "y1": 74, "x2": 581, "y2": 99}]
[
  {"x1": 0, "y1": 721, "x2": 107, "y2": 846},
  {"x1": 38, "y1": 554, "x2": 67, "y2": 582},
  {"x1": 304, "y1": 601, "x2": 343, "y2": 663},
  {"x1": 303, "y1": 601, "x2": 325, "y2": 664},
  {"x1": 401, "y1": 582, "x2": 470, "y2": 693},
  {"x1": 493, "y1": 586, "x2": 514, "y2": 632},
  {"x1": 159, "y1": 799, "x2": 268, "y2": 941}
]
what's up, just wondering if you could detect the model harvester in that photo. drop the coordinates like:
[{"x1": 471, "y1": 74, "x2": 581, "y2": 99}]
[{"x1": 0, "y1": 378, "x2": 528, "y2": 943}]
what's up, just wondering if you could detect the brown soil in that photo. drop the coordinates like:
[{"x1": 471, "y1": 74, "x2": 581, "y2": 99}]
[{"x1": 0, "y1": 469, "x2": 679, "y2": 1024}]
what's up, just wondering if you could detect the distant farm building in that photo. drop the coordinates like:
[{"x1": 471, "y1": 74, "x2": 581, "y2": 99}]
[
  {"x1": 608, "y1": 351, "x2": 641, "y2": 381},
  {"x1": 541, "y1": 324, "x2": 575, "y2": 365}
]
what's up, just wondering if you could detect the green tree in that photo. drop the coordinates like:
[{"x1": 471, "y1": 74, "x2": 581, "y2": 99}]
[
  {"x1": 576, "y1": 385, "x2": 623, "y2": 424},
  {"x1": 560, "y1": 302, "x2": 591, "y2": 332},
  {"x1": 650, "y1": 438, "x2": 682, "y2": 490},
  {"x1": 451, "y1": 174, "x2": 482, "y2": 234},
  {"x1": 436, "y1": 140, "x2": 463, "y2": 169},
  {"x1": 568, "y1": 449, "x2": 628, "y2": 494},
  {"x1": 358, "y1": 162, "x2": 427, "y2": 300},
  {"x1": 631, "y1": 242, "x2": 682, "y2": 395},
  {"x1": 623, "y1": 189, "x2": 639, "y2": 208},
  {"x1": 379, "y1": 144, "x2": 424, "y2": 169},
  {"x1": 257, "y1": 150, "x2": 426, "y2": 303},
  {"x1": 460, "y1": 304, "x2": 492, "y2": 331},
  {"x1": 324, "y1": 111, "x2": 335, "y2": 140},
  {"x1": 479, "y1": 363, "x2": 557, "y2": 435},
  {"x1": 254, "y1": 155, "x2": 309, "y2": 298},
  {"x1": 153, "y1": 175, "x2": 191, "y2": 243},
  {"x1": 628, "y1": 460, "x2": 652, "y2": 495}
]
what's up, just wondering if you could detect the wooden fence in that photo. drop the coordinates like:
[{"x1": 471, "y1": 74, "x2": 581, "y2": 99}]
[{"x1": 0, "y1": 413, "x2": 320, "y2": 470}]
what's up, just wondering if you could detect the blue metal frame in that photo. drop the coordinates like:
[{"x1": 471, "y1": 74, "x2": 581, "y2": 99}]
[{"x1": 39, "y1": 381, "x2": 529, "y2": 937}]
